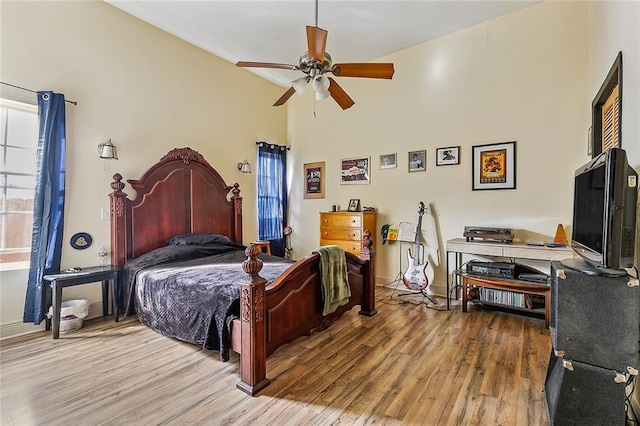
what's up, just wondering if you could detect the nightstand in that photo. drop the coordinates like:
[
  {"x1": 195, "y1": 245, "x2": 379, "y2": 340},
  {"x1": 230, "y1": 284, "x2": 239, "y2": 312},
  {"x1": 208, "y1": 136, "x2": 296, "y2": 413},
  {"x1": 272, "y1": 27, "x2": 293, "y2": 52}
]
[
  {"x1": 43, "y1": 265, "x2": 120, "y2": 339},
  {"x1": 251, "y1": 241, "x2": 271, "y2": 255}
]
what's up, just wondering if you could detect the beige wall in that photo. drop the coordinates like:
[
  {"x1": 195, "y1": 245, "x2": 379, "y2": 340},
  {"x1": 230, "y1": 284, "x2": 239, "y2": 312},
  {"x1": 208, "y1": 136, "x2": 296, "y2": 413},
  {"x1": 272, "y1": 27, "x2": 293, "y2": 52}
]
[
  {"x1": 2, "y1": 0, "x2": 637, "y2": 339},
  {"x1": 0, "y1": 1, "x2": 287, "y2": 337},
  {"x1": 287, "y1": 1, "x2": 589, "y2": 292}
]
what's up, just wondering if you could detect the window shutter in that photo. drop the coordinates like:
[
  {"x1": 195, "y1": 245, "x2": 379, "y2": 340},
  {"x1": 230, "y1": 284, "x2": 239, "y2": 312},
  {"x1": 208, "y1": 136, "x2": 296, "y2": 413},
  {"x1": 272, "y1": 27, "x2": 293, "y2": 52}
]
[{"x1": 601, "y1": 84, "x2": 619, "y2": 152}]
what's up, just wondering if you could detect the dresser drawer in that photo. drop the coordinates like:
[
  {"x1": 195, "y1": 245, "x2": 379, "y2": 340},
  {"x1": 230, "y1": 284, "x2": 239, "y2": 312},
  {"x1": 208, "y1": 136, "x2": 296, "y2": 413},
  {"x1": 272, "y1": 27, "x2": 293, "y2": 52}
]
[
  {"x1": 318, "y1": 211, "x2": 376, "y2": 255},
  {"x1": 320, "y1": 213, "x2": 362, "y2": 228},
  {"x1": 320, "y1": 239, "x2": 362, "y2": 254},
  {"x1": 320, "y1": 227, "x2": 361, "y2": 241}
]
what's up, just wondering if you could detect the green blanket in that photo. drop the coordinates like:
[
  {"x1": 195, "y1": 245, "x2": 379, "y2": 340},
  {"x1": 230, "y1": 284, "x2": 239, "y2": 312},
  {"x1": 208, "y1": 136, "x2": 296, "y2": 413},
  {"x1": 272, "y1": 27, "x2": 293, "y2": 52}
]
[{"x1": 312, "y1": 245, "x2": 351, "y2": 315}]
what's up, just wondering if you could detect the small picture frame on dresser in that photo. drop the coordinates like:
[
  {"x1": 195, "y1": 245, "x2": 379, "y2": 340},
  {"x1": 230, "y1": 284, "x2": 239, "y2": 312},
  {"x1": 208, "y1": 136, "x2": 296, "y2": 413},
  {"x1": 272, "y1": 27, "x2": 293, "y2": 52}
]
[{"x1": 348, "y1": 199, "x2": 360, "y2": 212}]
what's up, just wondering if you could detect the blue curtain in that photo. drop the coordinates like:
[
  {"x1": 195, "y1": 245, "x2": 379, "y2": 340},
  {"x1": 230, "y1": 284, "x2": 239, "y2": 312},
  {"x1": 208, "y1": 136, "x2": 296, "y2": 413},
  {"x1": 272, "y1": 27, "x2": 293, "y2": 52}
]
[
  {"x1": 257, "y1": 142, "x2": 288, "y2": 257},
  {"x1": 23, "y1": 92, "x2": 66, "y2": 324}
]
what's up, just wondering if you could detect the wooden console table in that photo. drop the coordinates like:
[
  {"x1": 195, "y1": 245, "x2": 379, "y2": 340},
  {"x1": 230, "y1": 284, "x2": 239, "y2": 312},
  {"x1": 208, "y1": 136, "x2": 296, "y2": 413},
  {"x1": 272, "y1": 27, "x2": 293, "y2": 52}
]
[{"x1": 445, "y1": 238, "x2": 573, "y2": 310}]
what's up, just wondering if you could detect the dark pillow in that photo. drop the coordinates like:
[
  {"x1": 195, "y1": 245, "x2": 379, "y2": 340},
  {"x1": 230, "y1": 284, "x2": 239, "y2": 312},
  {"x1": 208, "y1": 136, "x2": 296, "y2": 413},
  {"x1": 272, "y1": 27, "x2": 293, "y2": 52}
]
[{"x1": 167, "y1": 233, "x2": 233, "y2": 246}]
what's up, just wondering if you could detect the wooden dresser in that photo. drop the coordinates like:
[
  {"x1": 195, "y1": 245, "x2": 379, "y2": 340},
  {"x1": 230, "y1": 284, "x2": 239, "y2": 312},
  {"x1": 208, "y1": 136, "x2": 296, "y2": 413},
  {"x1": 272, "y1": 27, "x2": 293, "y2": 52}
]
[{"x1": 319, "y1": 211, "x2": 376, "y2": 255}]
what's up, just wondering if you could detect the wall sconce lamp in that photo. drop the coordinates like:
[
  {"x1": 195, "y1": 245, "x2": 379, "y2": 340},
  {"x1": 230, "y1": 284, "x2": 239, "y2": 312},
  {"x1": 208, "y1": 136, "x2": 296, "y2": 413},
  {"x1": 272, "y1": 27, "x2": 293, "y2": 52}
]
[
  {"x1": 98, "y1": 139, "x2": 118, "y2": 160},
  {"x1": 237, "y1": 160, "x2": 251, "y2": 173}
]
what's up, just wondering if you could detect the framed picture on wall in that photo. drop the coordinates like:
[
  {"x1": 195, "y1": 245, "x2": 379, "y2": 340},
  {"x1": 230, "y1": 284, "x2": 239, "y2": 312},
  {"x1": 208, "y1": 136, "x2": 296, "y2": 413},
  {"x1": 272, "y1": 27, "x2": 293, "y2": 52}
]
[
  {"x1": 472, "y1": 141, "x2": 516, "y2": 190},
  {"x1": 340, "y1": 156, "x2": 370, "y2": 185},
  {"x1": 408, "y1": 150, "x2": 426, "y2": 172},
  {"x1": 436, "y1": 146, "x2": 460, "y2": 166},
  {"x1": 303, "y1": 161, "x2": 325, "y2": 199},
  {"x1": 379, "y1": 153, "x2": 397, "y2": 169}
]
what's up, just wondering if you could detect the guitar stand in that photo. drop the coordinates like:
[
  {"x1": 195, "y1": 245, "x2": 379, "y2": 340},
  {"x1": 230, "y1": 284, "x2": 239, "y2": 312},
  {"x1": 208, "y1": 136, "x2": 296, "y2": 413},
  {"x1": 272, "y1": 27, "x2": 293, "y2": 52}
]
[{"x1": 397, "y1": 288, "x2": 439, "y2": 306}]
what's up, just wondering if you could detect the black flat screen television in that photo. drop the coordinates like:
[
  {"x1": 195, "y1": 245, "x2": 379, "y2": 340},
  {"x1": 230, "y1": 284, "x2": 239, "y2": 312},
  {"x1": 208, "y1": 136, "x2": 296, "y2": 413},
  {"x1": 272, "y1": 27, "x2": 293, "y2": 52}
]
[{"x1": 563, "y1": 147, "x2": 638, "y2": 276}]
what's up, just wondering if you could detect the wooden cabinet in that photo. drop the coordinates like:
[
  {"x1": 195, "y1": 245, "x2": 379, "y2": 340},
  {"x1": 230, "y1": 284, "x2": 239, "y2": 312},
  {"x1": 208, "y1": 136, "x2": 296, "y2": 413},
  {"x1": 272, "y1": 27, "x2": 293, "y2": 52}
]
[{"x1": 319, "y1": 211, "x2": 376, "y2": 255}]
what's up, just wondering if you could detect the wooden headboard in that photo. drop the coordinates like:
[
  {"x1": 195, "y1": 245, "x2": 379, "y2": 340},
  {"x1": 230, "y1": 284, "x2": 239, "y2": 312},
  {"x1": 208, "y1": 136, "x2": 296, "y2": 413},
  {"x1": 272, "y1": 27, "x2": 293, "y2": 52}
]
[{"x1": 109, "y1": 147, "x2": 243, "y2": 267}]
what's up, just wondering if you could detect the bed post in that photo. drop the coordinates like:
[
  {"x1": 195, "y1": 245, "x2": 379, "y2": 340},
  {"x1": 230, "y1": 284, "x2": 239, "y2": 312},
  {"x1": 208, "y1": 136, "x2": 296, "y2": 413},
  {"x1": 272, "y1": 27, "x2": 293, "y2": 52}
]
[
  {"x1": 236, "y1": 244, "x2": 270, "y2": 395},
  {"x1": 359, "y1": 230, "x2": 377, "y2": 317},
  {"x1": 231, "y1": 183, "x2": 243, "y2": 244},
  {"x1": 110, "y1": 173, "x2": 128, "y2": 267}
]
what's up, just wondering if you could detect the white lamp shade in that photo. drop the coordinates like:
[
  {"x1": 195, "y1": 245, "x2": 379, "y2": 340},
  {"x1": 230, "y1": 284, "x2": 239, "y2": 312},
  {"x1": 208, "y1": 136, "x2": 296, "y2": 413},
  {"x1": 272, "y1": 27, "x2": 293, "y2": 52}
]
[
  {"x1": 98, "y1": 140, "x2": 118, "y2": 159},
  {"x1": 313, "y1": 76, "x2": 330, "y2": 100},
  {"x1": 313, "y1": 76, "x2": 329, "y2": 92},
  {"x1": 292, "y1": 77, "x2": 309, "y2": 95},
  {"x1": 237, "y1": 160, "x2": 251, "y2": 173},
  {"x1": 315, "y1": 89, "x2": 330, "y2": 100}
]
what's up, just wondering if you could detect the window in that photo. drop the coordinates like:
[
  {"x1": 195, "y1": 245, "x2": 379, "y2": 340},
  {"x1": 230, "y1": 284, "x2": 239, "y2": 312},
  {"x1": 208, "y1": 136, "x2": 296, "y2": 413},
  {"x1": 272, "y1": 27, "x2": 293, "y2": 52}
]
[
  {"x1": 0, "y1": 99, "x2": 38, "y2": 267},
  {"x1": 257, "y1": 143, "x2": 288, "y2": 257},
  {"x1": 591, "y1": 52, "x2": 622, "y2": 157},
  {"x1": 257, "y1": 150, "x2": 286, "y2": 241}
]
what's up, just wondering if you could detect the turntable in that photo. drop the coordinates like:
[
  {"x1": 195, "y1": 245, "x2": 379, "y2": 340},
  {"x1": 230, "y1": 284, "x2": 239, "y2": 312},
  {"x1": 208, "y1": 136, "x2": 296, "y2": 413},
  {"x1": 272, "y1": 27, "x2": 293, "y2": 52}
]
[{"x1": 463, "y1": 226, "x2": 514, "y2": 243}]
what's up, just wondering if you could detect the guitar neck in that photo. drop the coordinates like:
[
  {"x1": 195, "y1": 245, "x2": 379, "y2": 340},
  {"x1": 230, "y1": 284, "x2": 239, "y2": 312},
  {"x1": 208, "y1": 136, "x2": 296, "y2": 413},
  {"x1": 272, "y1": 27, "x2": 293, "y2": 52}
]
[{"x1": 413, "y1": 215, "x2": 423, "y2": 266}]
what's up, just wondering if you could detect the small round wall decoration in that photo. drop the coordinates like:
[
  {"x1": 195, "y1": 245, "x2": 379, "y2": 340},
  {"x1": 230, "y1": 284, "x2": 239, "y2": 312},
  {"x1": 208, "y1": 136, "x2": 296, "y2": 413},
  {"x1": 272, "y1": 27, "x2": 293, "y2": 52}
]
[{"x1": 70, "y1": 232, "x2": 93, "y2": 250}]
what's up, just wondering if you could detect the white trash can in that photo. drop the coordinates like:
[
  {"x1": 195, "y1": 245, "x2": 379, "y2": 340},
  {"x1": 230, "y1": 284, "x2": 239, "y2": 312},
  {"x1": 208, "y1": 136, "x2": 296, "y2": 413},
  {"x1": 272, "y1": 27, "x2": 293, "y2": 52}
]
[{"x1": 47, "y1": 299, "x2": 90, "y2": 333}]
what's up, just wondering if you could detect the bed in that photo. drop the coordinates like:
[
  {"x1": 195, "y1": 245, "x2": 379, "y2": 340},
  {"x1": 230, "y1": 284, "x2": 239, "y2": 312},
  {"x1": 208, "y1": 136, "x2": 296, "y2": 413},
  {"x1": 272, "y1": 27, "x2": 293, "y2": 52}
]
[{"x1": 109, "y1": 147, "x2": 376, "y2": 395}]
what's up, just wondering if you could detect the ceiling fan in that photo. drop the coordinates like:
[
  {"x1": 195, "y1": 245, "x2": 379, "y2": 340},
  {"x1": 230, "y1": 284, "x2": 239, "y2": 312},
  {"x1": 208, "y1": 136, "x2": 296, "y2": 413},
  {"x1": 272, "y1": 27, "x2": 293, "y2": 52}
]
[{"x1": 236, "y1": 0, "x2": 394, "y2": 110}]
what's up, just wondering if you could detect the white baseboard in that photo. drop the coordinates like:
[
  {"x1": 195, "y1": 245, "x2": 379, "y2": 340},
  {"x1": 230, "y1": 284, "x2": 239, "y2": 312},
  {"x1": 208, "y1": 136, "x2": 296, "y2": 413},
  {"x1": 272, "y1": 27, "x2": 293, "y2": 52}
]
[
  {"x1": 0, "y1": 321, "x2": 45, "y2": 341},
  {"x1": 0, "y1": 301, "x2": 103, "y2": 341}
]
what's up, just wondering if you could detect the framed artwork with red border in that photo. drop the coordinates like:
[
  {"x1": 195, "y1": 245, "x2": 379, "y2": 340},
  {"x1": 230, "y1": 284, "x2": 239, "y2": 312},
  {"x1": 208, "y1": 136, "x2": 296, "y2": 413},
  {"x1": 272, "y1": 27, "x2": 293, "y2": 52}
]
[
  {"x1": 472, "y1": 141, "x2": 516, "y2": 190},
  {"x1": 304, "y1": 161, "x2": 325, "y2": 199}
]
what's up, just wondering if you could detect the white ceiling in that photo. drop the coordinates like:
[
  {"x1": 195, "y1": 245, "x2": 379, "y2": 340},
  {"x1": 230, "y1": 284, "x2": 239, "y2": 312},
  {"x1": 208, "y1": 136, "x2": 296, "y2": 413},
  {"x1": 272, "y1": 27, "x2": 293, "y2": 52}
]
[{"x1": 106, "y1": 0, "x2": 541, "y2": 88}]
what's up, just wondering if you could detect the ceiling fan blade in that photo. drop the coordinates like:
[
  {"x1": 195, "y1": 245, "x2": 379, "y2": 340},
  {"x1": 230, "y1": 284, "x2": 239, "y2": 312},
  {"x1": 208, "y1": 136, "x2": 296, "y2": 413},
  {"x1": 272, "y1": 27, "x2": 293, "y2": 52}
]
[
  {"x1": 332, "y1": 63, "x2": 395, "y2": 79},
  {"x1": 328, "y1": 78, "x2": 354, "y2": 110},
  {"x1": 306, "y1": 26, "x2": 328, "y2": 61},
  {"x1": 273, "y1": 87, "x2": 296, "y2": 107},
  {"x1": 236, "y1": 61, "x2": 298, "y2": 71}
]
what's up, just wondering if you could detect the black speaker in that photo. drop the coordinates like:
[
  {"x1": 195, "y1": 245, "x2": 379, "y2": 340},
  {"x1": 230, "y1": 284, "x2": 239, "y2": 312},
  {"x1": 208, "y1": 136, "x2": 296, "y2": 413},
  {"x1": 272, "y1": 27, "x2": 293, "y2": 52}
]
[
  {"x1": 544, "y1": 350, "x2": 627, "y2": 425},
  {"x1": 550, "y1": 261, "x2": 639, "y2": 372}
]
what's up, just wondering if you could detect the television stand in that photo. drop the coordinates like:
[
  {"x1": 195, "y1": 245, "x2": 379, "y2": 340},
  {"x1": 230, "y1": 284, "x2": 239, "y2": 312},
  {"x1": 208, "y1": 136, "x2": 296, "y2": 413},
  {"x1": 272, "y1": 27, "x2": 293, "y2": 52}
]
[
  {"x1": 460, "y1": 272, "x2": 550, "y2": 327},
  {"x1": 560, "y1": 258, "x2": 628, "y2": 277},
  {"x1": 445, "y1": 238, "x2": 574, "y2": 310}
]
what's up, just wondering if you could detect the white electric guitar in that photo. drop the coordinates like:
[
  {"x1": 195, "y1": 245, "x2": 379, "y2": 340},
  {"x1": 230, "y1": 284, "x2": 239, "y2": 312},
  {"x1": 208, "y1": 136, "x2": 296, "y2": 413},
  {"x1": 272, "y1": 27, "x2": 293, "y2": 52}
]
[{"x1": 402, "y1": 202, "x2": 435, "y2": 290}]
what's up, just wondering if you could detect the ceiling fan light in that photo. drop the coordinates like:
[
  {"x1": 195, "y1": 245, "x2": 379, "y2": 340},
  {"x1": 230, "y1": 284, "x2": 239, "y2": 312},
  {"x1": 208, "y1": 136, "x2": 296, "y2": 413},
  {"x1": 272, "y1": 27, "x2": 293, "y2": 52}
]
[
  {"x1": 315, "y1": 87, "x2": 330, "y2": 100},
  {"x1": 312, "y1": 76, "x2": 330, "y2": 92},
  {"x1": 292, "y1": 77, "x2": 308, "y2": 95}
]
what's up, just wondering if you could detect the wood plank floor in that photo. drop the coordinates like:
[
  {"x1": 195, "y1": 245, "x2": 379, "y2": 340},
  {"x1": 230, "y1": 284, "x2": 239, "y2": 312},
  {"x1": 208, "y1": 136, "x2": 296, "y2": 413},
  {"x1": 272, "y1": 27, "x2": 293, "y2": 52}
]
[{"x1": 0, "y1": 286, "x2": 551, "y2": 425}]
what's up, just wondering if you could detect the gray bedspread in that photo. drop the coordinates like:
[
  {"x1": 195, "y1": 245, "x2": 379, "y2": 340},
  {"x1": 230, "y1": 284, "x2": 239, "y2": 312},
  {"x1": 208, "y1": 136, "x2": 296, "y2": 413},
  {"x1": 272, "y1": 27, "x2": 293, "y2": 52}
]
[{"x1": 118, "y1": 243, "x2": 294, "y2": 361}]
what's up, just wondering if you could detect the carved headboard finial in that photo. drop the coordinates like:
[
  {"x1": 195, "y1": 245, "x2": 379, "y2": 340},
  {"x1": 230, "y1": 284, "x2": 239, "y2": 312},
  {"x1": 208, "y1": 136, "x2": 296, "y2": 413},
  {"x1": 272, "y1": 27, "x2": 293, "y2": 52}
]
[
  {"x1": 161, "y1": 147, "x2": 210, "y2": 166},
  {"x1": 111, "y1": 173, "x2": 126, "y2": 194}
]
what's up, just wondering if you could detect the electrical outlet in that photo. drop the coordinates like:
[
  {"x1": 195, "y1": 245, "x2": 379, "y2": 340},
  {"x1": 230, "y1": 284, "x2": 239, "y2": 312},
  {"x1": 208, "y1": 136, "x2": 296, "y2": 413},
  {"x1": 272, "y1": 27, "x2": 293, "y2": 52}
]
[{"x1": 101, "y1": 208, "x2": 110, "y2": 220}]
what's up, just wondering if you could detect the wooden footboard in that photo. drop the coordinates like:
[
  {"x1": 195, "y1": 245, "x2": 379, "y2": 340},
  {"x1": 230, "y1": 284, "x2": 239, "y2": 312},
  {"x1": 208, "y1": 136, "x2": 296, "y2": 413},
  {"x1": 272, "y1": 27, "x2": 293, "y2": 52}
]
[{"x1": 234, "y1": 232, "x2": 376, "y2": 395}]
